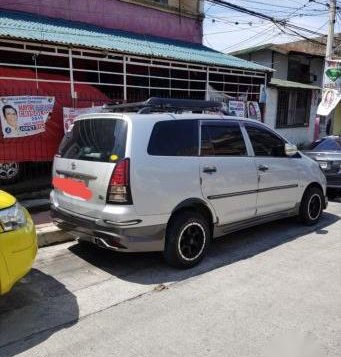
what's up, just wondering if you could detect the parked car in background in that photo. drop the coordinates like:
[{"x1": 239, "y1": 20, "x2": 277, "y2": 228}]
[
  {"x1": 0, "y1": 190, "x2": 37, "y2": 295},
  {"x1": 51, "y1": 98, "x2": 328, "y2": 268},
  {"x1": 304, "y1": 136, "x2": 341, "y2": 199}
]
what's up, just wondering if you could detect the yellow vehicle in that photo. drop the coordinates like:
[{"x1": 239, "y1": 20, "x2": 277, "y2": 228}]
[{"x1": 0, "y1": 190, "x2": 37, "y2": 295}]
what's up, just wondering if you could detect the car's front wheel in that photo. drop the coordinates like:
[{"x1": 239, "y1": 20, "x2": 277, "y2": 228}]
[
  {"x1": 299, "y1": 186, "x2": 324, "y2": 225},
  {"x1": 164, "y1": 211, "x2": 211, "y2": 269}
]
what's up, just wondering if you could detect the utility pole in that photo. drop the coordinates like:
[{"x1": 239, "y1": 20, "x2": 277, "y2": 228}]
[
  {"x1": 317, "y1": 0, "x2": 337, "y2": 140},
  {"x1": 326, "y1": 0, "x2": 336, "y2": 59}
]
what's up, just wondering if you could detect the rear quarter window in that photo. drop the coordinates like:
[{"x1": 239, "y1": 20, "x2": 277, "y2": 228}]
[
  {"x1": 58, "y1": 118, "x2": 127, "y2": 162},
  {"x1": 147, "y1": 120, "x2": 198, "y2": 156}
]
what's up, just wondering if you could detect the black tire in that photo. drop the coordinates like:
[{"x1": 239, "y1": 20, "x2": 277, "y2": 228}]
[
  {"x1": 164, "y1": 211, "x2": 211, "y2": 269},
  {"x1": 299, "y1": 186, "x2": 324, "y2": 226}
]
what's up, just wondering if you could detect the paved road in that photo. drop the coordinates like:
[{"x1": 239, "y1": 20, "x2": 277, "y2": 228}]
[{"x1": 0, "y1": 202, "x2": 340, "y2": 357}]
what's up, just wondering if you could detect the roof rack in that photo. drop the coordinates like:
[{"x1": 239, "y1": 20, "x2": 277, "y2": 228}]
[{"x1": 102, "y1": 97, "x2": 227, "y2": 114}]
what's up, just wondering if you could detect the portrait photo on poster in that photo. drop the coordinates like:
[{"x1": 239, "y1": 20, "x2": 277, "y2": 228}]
[
  {"x1": 247, "y1": 101, "x2": 261, "y2": 121},
  {"x1": 0, "y1": 96, "x2": 55, "y2": 138}
]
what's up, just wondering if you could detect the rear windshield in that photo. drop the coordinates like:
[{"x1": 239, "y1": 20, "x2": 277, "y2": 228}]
[
  {"x1": 308, "y1": 138, "x2": 341, "y2": 151},
  {"x1": 58, "y1": 118, "x2": 127, "y2": 162}
]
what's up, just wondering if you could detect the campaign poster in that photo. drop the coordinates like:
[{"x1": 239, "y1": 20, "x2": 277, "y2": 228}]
[
  {"x1": 247, "y1": 101, "x2": 261, "y2": 121},
  {"x1": 63, "y1": 106, "x2": 102, "y2": 133},
  {"x1": 228, "y1": 101, "x2": 245, "y2": 117},
  {"x1": 0, "y1": 96, "x2": 55, "y2": 138},
  {"x1": 317, "y1": 88, "x2": 341, "y2": 116}
]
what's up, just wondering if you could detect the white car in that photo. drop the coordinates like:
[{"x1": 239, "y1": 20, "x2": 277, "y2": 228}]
[{"x1": 51, "y1": 98, "x2": 327, "y2": 268}]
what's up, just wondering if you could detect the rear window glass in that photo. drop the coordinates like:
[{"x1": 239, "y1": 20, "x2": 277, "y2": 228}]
[
  {"x1": 58, "y1": 119, "x2": 127, "y2": 162},
  {"x1": 147, "y1": 120, "x2": 198, "y2": 156}
]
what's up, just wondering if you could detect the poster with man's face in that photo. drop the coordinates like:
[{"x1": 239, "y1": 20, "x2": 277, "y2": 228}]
[{"x1": 0, "y1": 96, "x2": 55, "y2": 138}]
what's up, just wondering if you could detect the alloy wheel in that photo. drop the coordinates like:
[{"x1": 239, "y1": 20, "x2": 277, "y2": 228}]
[{"x1": 178, "y1": 222, "x2": 206, "y2": 261}]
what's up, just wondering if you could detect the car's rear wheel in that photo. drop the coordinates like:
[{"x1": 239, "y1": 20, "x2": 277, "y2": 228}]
[
  {"x1": 164, "y1": 211, "x2": 211, "y2": 269},
  {"x1": 299, "y1": 186, "x2": 324, "y2": 225}
]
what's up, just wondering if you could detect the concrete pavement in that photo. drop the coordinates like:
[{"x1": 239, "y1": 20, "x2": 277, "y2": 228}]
[{"x1": 0, "y1": 202, "x2": 340, "y2": 356}]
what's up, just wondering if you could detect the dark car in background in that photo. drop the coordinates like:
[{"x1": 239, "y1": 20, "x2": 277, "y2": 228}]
[{"x1": 304, "y1": 136, "x2": 341, "y2": 199}]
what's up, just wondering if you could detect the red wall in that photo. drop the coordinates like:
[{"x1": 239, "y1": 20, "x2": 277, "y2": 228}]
[
  {"x1": 0, "y1": 68, "x2": 110, "y2": 163},
  {"x1": 0, "y1": 0, "x2": 203, "y2": 44}
]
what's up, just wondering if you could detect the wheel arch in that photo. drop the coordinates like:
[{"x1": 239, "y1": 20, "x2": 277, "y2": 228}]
[
  {"x1": 302, "y1": 182, "x2": 327, "y2": 208},
  {"x1": 168, "y1": 198, "x2": 216, "y2": 236}
]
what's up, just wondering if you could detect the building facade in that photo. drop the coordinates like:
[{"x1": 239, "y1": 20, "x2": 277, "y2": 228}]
[
  {"x1": 231, "y1": 40, "x2": 327, "y2": 145},
  {"x1": 0, "y1": 0, "x2": 204, "y2": 43}
]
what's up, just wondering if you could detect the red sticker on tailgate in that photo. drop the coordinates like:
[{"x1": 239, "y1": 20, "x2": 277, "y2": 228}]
[{"x1": 52, "y1": 177, "x2": 93, "y2": 200}]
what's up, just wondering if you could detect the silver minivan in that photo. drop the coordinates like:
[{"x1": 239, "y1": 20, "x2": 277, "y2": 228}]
[{"x1": 51, "y1": 98, "x2": 327, "y2": 268}]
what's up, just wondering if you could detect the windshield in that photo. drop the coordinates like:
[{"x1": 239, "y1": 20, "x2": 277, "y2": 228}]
[
  {"x1": 307, "y1": 137, "x2": 341, "y2": 152},
  {"x1": 58, "y1": 118, "x2": 127, "y2": 162}
]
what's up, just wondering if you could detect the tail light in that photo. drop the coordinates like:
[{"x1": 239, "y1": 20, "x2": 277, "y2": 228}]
[{"x1": 107, "y1": 158, "x2": 132, "y2": 204}]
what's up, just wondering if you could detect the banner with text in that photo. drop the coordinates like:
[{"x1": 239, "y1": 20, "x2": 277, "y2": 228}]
[
  {"x1": 63, "y1": 106, "x2": 102, "y2": 133},
  {"x1": 0, "y1": 96, "x2": 55, "y2": 138},
  {"x1": 228, "y1": 101, "x2": 246, "y2": 117},
  {"x1": 317, "y1": 59, "x2": 341, "y2": 116}
]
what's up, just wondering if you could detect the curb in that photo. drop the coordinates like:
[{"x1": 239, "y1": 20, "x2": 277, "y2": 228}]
[{"x1": 36, "y1": 223, "x2": 75, "y2": 248}]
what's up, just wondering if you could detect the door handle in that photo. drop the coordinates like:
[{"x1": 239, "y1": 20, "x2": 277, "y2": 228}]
[
  {"x1": 203, "y1": 166, "x2": 217, "y2": 173},
  {"x1": 258, "y1": 164, "x2": 269, "y2": 172}
]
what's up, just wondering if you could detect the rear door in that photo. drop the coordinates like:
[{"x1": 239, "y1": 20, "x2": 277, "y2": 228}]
[
  {"x1": 243, "y1": 122, "x2": 300, "y2": 215},
  {"x1": 52, "y1": 117, "x2": 127, "y2": 218},
  {"x1": 200, "y1": 120, "x2": 258, "y2": 225}
]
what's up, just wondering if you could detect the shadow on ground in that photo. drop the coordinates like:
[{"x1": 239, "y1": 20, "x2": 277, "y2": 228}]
[
  {"x1": 0, "y1": 269, "x2": 79, "y2": 357},
  {"x1": 69, "y1": 211, "x2": 340, "y2": 286}
]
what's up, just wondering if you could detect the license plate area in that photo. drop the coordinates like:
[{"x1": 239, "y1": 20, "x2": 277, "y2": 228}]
[
  {"x1": 53, "y1": 175, "x2": 92, "y2": 200},
  {"x1": 59, "y1": 174, "x2": 88, "y2": 186}
]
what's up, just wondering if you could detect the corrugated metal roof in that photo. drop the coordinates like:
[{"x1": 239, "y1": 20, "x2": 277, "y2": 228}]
[
  {"x1": 270, "y1": 78, "x2": 320, "y2": 90},
  {"x1": 230, "y1": 44, "x2": 274, "y2": 56},
  {"x1": 230, "y1": 35, "x2": 341, "y2": 58},
  {"x1": 0, "y1": 10, "x2": 272, "y2": 72}
]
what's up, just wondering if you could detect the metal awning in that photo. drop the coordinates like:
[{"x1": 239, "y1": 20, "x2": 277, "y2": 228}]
[
  {"x1": 269, "y1": 78, "x2": 321, "y2": 90},
  {"x1": 0, "y1": 10, "x2": 272, "y2": 72}
]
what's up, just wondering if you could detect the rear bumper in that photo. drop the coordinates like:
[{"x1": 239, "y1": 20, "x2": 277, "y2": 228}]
[{"x1": 51, "y1": 205, "x2": 166, "y2": 252}]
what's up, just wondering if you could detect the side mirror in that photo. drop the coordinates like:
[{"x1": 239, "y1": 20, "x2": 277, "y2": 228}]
[{"x1": 285, "y1": 143, "x2": 298, "y2": 157}]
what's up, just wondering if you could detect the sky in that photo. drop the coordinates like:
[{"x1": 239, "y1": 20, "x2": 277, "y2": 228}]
[{"x1": 202, "y1": 0, "x2": 340, "y2": 53}]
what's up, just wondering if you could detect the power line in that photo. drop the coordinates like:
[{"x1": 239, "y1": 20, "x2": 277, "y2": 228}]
[
  {"x1": 205, "y1": 0, "x2": 330, "y2": 45},
  {"x1": 220, "y1": 25, "x2": 275, "y2": 52}
]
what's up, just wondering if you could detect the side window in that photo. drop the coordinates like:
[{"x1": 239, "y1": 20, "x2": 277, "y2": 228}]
[
  {"x1": 201, "y1": 122, "x2": 247, "y2": 156},
  {"x1": 147, "y1": 120, "x2": 198, "y2": 156},
  {"x1": 245, "y1": 124, "x2": 285, "y2": 157}
]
